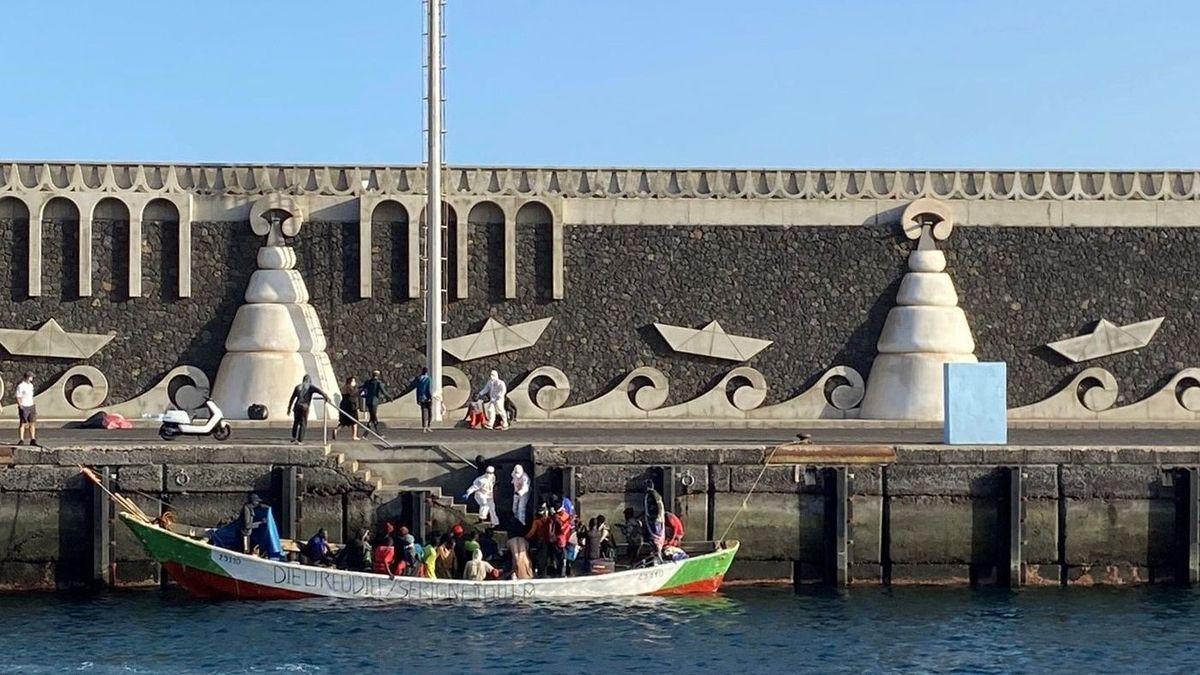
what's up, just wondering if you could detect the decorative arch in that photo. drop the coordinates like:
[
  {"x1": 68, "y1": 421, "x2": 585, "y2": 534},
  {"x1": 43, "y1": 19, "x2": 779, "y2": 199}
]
[
  {"x1": 516, "y1": 200, "x2": 554, "y2": 299},
  {"x1": 467, "y1": 200, "x2": 505, "y2": 300},
  {"x1": 42, "y1": 196, "x2": 81, "y2": 297},
  {"x1": 370, "y1": 199, "x2": 411, "y2": 301},
  {"x1": 0, "y1": 196, "x2": 31, "y2": 297},
  {"x1": 92, "y1": 197, "x2": 130, "y2": 299},
  {"x1": 418, "y1": 201, "x2": 458, "y2": 301},
  {"x1": 140, "y1": 198, "x2": 181, "y2": 298}
]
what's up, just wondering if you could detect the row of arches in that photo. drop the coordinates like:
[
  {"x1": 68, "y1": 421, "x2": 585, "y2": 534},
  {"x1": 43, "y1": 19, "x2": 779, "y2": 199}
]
[
  {"x1": 0, "y1": 193, "x2": 191, "y2": 299},
  {"x1": 361, "y1": 197, "x2": 561, "y2": 301}
]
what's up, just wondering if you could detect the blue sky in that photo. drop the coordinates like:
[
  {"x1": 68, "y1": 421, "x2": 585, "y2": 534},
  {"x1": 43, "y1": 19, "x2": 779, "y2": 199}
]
[{"x1": 4, "y1": 1, "x2": 1198, "y2": 168}]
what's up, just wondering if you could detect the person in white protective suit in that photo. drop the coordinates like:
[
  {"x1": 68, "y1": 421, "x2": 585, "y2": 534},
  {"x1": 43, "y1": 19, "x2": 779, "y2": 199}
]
[
  {"x1": 464, "y1": 465, "x2": 500, "y2": 526},
  {"x1": 511, "y1": 464, "x2": 531, "y2": 526},
  {"x1": 478, "y1": 370, "x2": 509, "y2": 430}
]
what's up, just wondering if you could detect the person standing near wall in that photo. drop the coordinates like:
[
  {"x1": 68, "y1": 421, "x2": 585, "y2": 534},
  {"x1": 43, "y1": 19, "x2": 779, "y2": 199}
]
[
  {"x1": 15, "y1": 371, "x2": 38, "y2": 447},
  {"x1": 412, "y1": 367, "x2": 433, "y2": 433},
  {"x1": 360, "y1": 369, "x2": 391, "y2": 433},
  {"x1": 287, "y1": 374, "x2": 326, "y2": 444}
]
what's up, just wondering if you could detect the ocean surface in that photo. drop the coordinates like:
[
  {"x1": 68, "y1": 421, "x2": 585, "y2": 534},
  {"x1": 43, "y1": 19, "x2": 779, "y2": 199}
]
[{"x1": 1, "y1": 586, "x2": 1198, "y2": 673}]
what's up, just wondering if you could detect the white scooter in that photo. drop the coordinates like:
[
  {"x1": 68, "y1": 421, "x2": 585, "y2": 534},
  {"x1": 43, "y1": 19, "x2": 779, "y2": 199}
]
[{"x1": 155, "y1": 399, "x2": 232, "y2": 441}]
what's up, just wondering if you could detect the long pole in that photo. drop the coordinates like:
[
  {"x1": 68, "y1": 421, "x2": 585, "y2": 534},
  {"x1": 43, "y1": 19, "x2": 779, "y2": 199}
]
[{"x1": 425, "y1": 0, "x2": 444, "y2": 422}]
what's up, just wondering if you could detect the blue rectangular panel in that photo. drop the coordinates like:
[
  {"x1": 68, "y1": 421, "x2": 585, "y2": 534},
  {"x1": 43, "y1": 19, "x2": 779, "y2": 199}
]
[{"x1": 943, "y1": 362, "x2": 1007, "y2": 445}]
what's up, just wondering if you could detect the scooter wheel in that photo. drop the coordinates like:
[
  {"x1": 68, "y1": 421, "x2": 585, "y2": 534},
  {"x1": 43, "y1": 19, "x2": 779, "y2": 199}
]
[
  {"x1": 159, "y1": 425, "x2": 179, "y2": 441},
  {"x1": 213, "y1": 422, "x2": 232, "y2": 441}
]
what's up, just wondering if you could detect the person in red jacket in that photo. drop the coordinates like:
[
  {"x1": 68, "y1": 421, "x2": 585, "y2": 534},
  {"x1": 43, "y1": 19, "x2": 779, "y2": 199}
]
[
  {"x1": 372, "y1": 536, "x2": 396, "y2": 578},
  {"x1": 665, "y1": 511, "x2": 685, "y2": 548},
  {"x1": 549, "y1": 501, "x2": 574, "y2": 577}
]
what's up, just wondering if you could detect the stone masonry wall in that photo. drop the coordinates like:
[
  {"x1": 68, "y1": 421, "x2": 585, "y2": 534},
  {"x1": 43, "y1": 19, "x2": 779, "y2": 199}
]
[
  {"x1": 0, "y1": 215, "x2": 1197, "y2": 410},
  {"x1": 0, "y1": 445, "x2": 376, "y2": 590}
]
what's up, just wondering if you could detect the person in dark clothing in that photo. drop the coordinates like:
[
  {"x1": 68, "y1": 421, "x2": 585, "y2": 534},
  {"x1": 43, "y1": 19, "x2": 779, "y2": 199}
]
[
  {"x1": 412, "y1": 367, "x2": 433, "y2": 433},
  {"x1": 304, "y1": 528, "x2": 334, "y2": 566},
  {"x1": 333, "y1": 376, "x2": 361, "y2": 441},
  {"x1": 287, "y1": 375, "x2": 327, "y2": 444},
  {"x1": 359, "y1": 370, "x2": 391, "y2": 433},
  {"x1": 240, "y1": 493, "x2": 266, "y2": 554},
  {"x1": 336, "y1": 528, "x2": 372, "y2": 572}
]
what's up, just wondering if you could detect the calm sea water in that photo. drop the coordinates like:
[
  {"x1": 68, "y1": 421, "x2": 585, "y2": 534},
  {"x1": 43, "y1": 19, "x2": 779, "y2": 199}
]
[{"x1": 1, "y1": 586, "x2": 1198, "y2": 673}]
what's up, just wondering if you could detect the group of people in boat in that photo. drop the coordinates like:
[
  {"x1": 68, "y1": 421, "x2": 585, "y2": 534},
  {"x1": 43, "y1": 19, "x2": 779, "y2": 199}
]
[{"x1": 288, "y1": 486, "x2": 687, "y2": 581}]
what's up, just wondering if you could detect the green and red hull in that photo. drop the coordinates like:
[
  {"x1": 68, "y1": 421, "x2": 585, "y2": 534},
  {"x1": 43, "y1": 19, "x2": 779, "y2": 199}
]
[{"x1": 121, "y1": 513, "x2": 738, "y2": 601}]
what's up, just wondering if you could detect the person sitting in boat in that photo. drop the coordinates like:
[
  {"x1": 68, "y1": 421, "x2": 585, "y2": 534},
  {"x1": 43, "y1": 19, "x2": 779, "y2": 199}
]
[
  {"x1": 525, "y1": 503, "x2": 552, "y2": 577},
  {"x1": 620, "y1": 507, "x2": 645, "y2": 564},
  {"x1": 464, "y1": 548, "x2": 496, "y2": 581},
  {"x1": 304, "y1": 528, "x2": 334, "y2": 566},
  {"x1": 398, "y1": 533, "x2": 420, "y2": 576},
  {"x1": 435, "y1": 534, "x2": 457, "y2": 579},
  {"x1": 336, "y1": 529, "x2": 372, "y2": 572},
  {"x1": 455, "y1": 530, "x2": 479, "y2": 579},
  {"x1": 583, "y1": 516, "x2": 612, "y2": 574},
  {"x1": 420, "y1": 534, "x2": 440, "y2": 578},
  {"x1": 665, "y1": 511, "x2": 685, "y2": 549},
  {"x1": 372, "y1": 536, "x2": 397, "y2": 578}
]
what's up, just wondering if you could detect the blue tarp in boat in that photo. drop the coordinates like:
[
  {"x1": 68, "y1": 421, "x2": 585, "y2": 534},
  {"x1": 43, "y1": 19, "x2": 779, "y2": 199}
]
[{"x1": 209, "y1": 505, "x2": 284, "y2": 560}]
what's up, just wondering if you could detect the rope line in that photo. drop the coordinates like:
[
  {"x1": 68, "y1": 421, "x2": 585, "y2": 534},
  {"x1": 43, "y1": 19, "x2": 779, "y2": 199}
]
[{"x1": 718, "y1": 444, "x2": 781, "y2": 543}]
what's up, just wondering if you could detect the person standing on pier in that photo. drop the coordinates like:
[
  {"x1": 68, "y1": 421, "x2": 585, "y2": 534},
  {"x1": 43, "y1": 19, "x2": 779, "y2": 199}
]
[
  {"x1": 478, "y1": 370, "x2": 508, "y2": 430},
  {"x1": 412, "y1": 367, "x2": 433, "y2": 432},
  {"x1": 334, "y1": 376, "x2": 361, "y2": 441},
  {"x1": 286, "y1": 375, "x2": 326, "y2": 444},
  {"x1": 360, "y1": 369, "x2": 392, "y2": 433},
  {"x1": 14, "y1": 371, "x2": 38, "y2": 447}
]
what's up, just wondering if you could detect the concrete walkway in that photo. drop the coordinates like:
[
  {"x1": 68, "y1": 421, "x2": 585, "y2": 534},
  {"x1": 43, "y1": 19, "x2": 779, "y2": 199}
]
[{"x1": 8, "y1": 425, "x2": 1200, "y2": 449}]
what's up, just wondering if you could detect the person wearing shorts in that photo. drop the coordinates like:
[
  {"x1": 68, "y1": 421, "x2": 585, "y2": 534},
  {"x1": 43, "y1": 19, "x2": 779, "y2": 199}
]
[{"x1": 15, "y1": 371, "x2": 38, "y2": 447}]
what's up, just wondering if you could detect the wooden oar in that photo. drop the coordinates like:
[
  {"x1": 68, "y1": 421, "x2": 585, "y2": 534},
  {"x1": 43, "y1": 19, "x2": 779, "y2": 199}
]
[{"x1": 78, "y1": 466, "x2": 153, "y2": 523}]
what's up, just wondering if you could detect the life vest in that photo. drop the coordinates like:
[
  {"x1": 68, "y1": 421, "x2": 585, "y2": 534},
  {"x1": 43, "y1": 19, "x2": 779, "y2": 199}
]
[{"x1": 372, "y1": 545, "x2": 395, "y2": 575}]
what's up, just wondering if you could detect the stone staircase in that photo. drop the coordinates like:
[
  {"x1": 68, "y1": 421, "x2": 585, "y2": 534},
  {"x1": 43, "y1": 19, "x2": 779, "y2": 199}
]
[{"x1": 328, "y1": 442, "x2": 516, "y2": 541}]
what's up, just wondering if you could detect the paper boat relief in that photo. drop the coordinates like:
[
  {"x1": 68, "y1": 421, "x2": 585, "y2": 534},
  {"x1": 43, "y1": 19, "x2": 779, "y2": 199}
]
[
  {"x1": 0, "y1": 319, "x2": 115, "y2": 359},
  {"x1": 654, "y1": 321, "x2": 772, "y2": 362},
  {"x1": 443, "y1": 318, "x2": 552, "y2": 362},
  {"x1": 1046, "y1": 317, "x2": 1163, "y2": 363}
]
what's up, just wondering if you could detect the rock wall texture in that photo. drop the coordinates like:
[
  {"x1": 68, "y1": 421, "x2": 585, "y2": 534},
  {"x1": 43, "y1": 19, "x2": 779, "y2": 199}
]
[{"x1": 0, "y1": 216, "x2": 1196, "y2": 409}]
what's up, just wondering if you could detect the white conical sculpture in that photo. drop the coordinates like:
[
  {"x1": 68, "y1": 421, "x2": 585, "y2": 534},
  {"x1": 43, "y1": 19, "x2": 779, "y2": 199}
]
[
  {"x1": 860, "y1": 199, "x2": 977, "y2": 420},
  {"x1": 211, "y1": 198, "x2": 338, "y2": 420}
]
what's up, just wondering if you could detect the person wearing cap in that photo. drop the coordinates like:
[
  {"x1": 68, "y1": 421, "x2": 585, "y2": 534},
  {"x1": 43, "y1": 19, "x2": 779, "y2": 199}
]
[
  {"x1": 477, "y1": 370, "x2": 508, "y2": 430},
  {"x1": 240, "y1": 493, "x2": 265, "y2": 554},
  {"x1": 525, "y1": 503, "x2": 552, "y2": 577},
  {"x1": 464, "y1": 465, "x2": 500, "y2": 527},
  {"x1": 511, "y1": 464, "x2": 531, "y2": 526}
]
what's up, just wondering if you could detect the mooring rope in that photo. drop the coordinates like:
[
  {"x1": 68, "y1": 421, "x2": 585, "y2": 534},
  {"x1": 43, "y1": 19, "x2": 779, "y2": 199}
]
[{"x1": 718, "y1": 443, "x2": 782, "y2": 543}]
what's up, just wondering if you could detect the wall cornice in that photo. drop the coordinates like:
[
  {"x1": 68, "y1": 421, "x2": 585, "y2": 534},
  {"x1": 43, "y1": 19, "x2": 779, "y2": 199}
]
[{"x1": 2, "y1": 162, "x2": 1200, "y2": 202}]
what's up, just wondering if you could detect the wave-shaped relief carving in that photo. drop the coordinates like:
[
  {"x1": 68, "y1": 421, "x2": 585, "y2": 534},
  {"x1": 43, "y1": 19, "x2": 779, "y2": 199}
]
[
  {"x1": 376, "y1": 366, "x2": 471, "y2": 419},
  {"x1": 1012, "y1": 367, "x2": 1200, "y2": 422},
  {"x1": 507, "y1": 364, "x2": 866, "y2": 421},
  {"x1": 0, "y1": 365, "x2": 210, "y2": 421}
]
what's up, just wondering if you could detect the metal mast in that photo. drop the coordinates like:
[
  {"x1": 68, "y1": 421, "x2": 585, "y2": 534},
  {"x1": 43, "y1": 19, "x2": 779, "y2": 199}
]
[{"x1": 425, "y1": 0, "x2": 444, "y2": 421}]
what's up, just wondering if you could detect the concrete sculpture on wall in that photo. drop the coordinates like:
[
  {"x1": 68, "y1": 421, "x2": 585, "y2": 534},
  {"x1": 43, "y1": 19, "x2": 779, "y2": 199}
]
[
  {"x1": 0, "y1": 365, "x2": 209, "y2": 421},
  {"x1": 211, "y1": 196, "x2": 338, "y2": 420},
  {"x1": 1046, "y1": 317, "x2": 1164, "y2": 362},
  {"x1": 860, "y1": 198, "x2": 978, "y2": 421},
  {"x1": 0, "y1": 319, "x2": 114, "y2": 359},
  {"x1": 653, "y1": 321, "x2": 772, "y2": 362},
  {"x1": 442, "y1": 318, "x2": 552, "y2": 362}
]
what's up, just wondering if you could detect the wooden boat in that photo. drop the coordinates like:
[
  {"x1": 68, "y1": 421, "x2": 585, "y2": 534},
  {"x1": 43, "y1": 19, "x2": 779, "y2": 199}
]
[{"x1": 120, "y1": 513, "x2": 739, "y2": 601}]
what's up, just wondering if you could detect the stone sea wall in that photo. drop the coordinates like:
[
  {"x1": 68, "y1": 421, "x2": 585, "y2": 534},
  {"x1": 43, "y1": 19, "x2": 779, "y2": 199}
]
[
  {"x1": 0, "y1": 213, "x2": 1197, "y2": 410},
  {"x1": 0, "y1": 445, "x2": 375, "y2": 590},
  {"x1": 538, "y1": 444, "x2": 1196, "y2": 585}
]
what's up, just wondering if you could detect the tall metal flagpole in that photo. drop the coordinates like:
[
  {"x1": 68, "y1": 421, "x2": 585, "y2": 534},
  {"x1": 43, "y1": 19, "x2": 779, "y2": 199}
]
[{"x1": 425, "y1": 0, "x2": 444, "y2": 421}]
